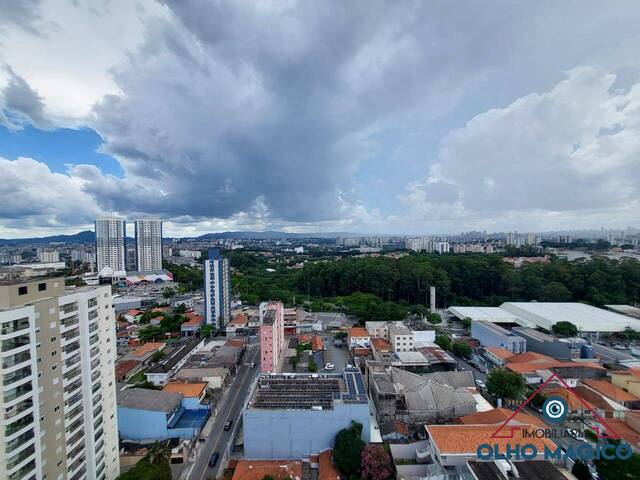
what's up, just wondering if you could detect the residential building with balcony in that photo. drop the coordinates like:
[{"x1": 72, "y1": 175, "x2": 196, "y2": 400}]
[{"x1": 0, "y1": 275, "x2": 119, "y2": 480}]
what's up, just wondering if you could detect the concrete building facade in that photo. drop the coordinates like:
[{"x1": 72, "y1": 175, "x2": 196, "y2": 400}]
[
  {"x1": 134, "y1": 219, "x2": 163, "y2": 272},
  {"x1": 471, "y1": 320, "x2": 526, "y2": 354},
  {"x1": 259, "y1": 302, "x2": 285, "y2": 373},
  {"x1": 203, "y1": 249, "x2": 231, "y2": 331},
  {"x1": 0, "y1": 276, "x2": 119, "y2": 480},
  {"x1": 95, "y1": 216, "x2": 126, "y2": 272}
]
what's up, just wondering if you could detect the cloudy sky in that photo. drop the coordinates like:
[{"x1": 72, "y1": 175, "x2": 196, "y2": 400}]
[{"x1": 1, "y1": 0, "x2": 640, "y2": 238}]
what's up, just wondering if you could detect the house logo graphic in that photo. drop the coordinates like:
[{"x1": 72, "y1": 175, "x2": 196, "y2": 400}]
[
  {"x1": 476, "y1": 372, "x2": 634, "y2": 462},
  {"x1": 490, "y1": 371, "x2": 621, "y2": 440}
]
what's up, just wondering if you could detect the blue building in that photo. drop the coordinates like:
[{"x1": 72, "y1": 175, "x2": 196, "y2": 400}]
[
  {"x1": 116, "y1": 387, "x2": 209, "y2": 442},
  {"x1": 243, "y1": 370, "x2": 371, "y2": 459},
  {"x1": 471, "y1": 320, "x2": 526, "y2": 354},
  {"x1": 203, "y1": 249, "x2": 231, "y2": 331}
]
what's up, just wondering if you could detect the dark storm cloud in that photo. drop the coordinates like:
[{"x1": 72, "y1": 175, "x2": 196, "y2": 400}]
[{"x1": 0, "y1": 67, "x2": 50, "y2": 129}]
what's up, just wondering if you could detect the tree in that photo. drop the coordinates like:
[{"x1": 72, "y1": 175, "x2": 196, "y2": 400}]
[
  {"x1": 540, "y1": 281, "x2": 573, "y2": 302},
  {"x1": 451, "y1": 341, "x2": 472, "y2": 358},
  {"x1": 200, "y1": 324, "x2": 213, "y2": 339},
  {"x1": 435, "y1": 334, "x2": 451, "y2": 351},
  {"x1": 427, "y1": 312, "x2": 442, "y2": 324},
  {"x1": 308, "y1": 358, "x2": 318, "y2": 372},
  {"x1": 360, "y1": 444, "x2": 393, "y2": 480},
  {"x1": 173, "y1": 303, "x2": 187, "y2": 314},
  {"x1": 462, "y1": 317, "x2": 472, "y2": 328},
  {"x1": 162, "y1": 287, "x2": 176, "y2": 299},
  {"x1": 117, "y1": 443, "x2": 171, "y2": 480},
  {"x1": 595, "y1": 449, "x2": 640, "y2": 479},
  {"x1": 261, "y1": 476, "x2": 275, "y2": 480},
  {"x1": 151, "y1": 350, "x2": 165, "y2": 363},
  {"x1": 333, "y1": 421, "x2": 364, "y2": 476},
  {"x1": 571, "y1": 461, "x2": 592, "y2": 480},
  {"x1": 552, "y1": 321, "x2": 578, "y2": 337},
  {"x1": 486, "y1": 368, "x2": 525, "y2": 400}
]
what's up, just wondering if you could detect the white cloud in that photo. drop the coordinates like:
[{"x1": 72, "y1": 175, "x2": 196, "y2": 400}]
[{"x1": 400, "y1": 67, "x2": 640, "y2": 231}]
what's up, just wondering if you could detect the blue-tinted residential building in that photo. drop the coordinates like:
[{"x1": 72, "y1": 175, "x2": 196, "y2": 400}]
[{"x1": 204, "y1": 249, "x2": 231, "y2": 332}]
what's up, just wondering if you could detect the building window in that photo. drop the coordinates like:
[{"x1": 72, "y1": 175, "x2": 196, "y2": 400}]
[
  {"x1": 18, "y1": 286, "x2": 27, "y2": 295},
  {"x1": 38, "y1": 283, "x2": 47, "y2": 291}
]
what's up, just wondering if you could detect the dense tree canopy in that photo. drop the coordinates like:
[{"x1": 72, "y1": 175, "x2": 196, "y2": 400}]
[
  {"x1": 552, "y1": 321, "x2": 579, "y2": 337},
  {"x1": 117, "y1": 444, "x2": 171, "y2": 480},
  {"x1": 333, "y1": 421, "x2": 365, "y2": 476},
  {"x1": 361, "y1": 444, "x2": 394, "y2": 480},
  {"x1": 486, "y1": 368, "x2": 525, "y2": 400}
]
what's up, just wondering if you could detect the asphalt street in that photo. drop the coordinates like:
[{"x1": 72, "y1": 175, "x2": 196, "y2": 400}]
[{"x1": 187, "y1": 343, "x2": 260, "y2": 480}]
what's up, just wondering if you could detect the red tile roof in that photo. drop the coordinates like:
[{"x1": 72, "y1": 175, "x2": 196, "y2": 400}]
[
  {"x1": 312, "y1": 335, "x2": 324, "y2": 352},
  {"x1": 506, "y1": 352, "x2": 555, "y2": 363},
  {"x1": 371, "y1": 338, "x2": 391, "y2": 352},
  {"x1": 182, "y1": 313, "x2": 204, "y2": 327},
  {"x1": 348, "y1": 327, "x2": 369, "y2": 338},
  {"x1": 225, "y1": 338, "x2": 245, "y2": 348},
  {"x1": 485, "y1": 347, "x2": 513, "y2": 360},
  {"x1": 162, "y1": 382, "x2": 207, "y2": 398},
  {"x1": 125, "y1": 309, "x2": 143, "y2": 316},
  {"x1": 352, "y1": 347, "x2": 371, "y2": 357},
  {"x1": 115, "y1": 360, "x2": 140, "y2": 379},
  {"x1": 458, "y1": 407, "x2": 545, "y2": 428},
  {"x1": 426, "y1": 424, "x2": 555, "y2": 454},
  {"x1": 319, "y1": 450, "x2": 340, "y2": 480},
  {"x1": 229, "y1": 313, "x2": 247, "y2": 326},
  {"x1": 132, "y1": 342, "x2": 165, "y2": 357},
  {"x1": 583, "y1": 380, "x2": 640, "y2": 402}
]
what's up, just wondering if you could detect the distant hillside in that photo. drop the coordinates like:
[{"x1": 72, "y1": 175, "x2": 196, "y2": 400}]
[
  {"x1": 0, "y1": 229, "x2": 348, "y2": 246},
  {"x1": 0, "y1": 230, "x2": 96, "y2": 246}
]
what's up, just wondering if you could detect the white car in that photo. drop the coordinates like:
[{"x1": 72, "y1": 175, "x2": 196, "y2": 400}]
[
  {"x1": 475, "y1": 379, "x2": 486, "y2": 389},
  {"x1": 325, "y1": 363, "x2": 335, "y2": 371}
]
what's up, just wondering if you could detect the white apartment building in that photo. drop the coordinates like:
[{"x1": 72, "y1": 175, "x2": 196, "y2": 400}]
[
  {"x1": 38, "y1": 251, "x2": 60, "y2": 263},
  {"x1": 133, "y1": 219, "x2": 163, "y2": 272},
  {"x1": 204, "y1": 249, "x2": 231, "y2": 331},
  {"x1": 179, "y1": 250, "x2": 202, "y2": 259},
  {"x1": 0, "y1": 276, "x2": 119, "y2": 480},
  {"x1": 389, "y1": 324, "x2": 414, "y2": 353},
  {"x1": 95, "y1": 217, "x2": 126, "y2": 272},
  {"x1": 406, "y1": 237, "x2": 450, "y2": 254}
]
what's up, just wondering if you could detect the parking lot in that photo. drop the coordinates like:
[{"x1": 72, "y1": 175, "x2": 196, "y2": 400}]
[{"x1": 320, "y1": 335, "x2": 352, "y2": 374}]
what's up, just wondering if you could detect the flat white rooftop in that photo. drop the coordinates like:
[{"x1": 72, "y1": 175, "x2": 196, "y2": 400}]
[
  {"x1": 448, "y1": 306, "x2": 522, "y2": 323},
  {"x1": 500, "y1": 302, "x2": 640, "y2": 333}
]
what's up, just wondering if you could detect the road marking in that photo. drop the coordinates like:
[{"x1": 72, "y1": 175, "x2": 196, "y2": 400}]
[{"x1": 195, "y1": 345, "x2": 259, "y2": 480}]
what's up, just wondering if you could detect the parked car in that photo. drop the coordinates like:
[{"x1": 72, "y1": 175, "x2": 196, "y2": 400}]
[
  {"x1": 325, "y1": 363, "x2": 335, "y2": 371},
  {"x1": 475, "y1": 379, "x2": 486, "y2": 389},
  {"x1": 250, "y1": 362, "x2": 256, "y2": 368},
  {"x1": 209, "y1": 452, "x2": 219, "y2": 467},
  {"x1": 223, "y1": 420, "x2": 232, "y2": 431}
]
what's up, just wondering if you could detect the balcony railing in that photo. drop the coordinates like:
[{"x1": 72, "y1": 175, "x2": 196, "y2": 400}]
[
  {"x1": 60, "y1": 303, "x2": 78, "y2": 315},
  {"x1": 63, "y1": 341, "x2": 80, "y2": 356},
  {"x1": 6, "y1": 429, "x2": 34, "y2": 453},
  {"x1": 64, "y1": 391, "x2": 82, "y2": 409},
  {"x1": 62, "y1": 328, "x2": 80, "y2": 342},
  {"x1": 6, "y1": 445, "x2": 35, "y2": 471},
  {"x1": 4, "y1": 383, "x2": 33, "y2": 404},
  {"x1": 61, "y1": 315, "x2": 79, "y2": 330},
  {"x1": 5, "y1": 399, "x2": 33, "y2": 422},
  {"x1": 6, "y1": 415, "x2": 33, "y2": 436},
  {"x1": 2, "y1": 334, "x2": 30, "y2": 352},
  {"x1": 8, "y1": 459, "x2": 36, "y2": 480},
  {"x1": 3, "y1": 366, "x2": 32, "y2": 386},
  {"x1": 0, "y1": 318, "x2": 30, "y2": 336},
  {"x1": 2, "y1": 351, "x2": 30, "y2": 369}
]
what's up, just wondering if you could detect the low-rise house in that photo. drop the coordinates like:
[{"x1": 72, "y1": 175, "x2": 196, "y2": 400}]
[
  {"x1": 145, "y1": 337, "x2": 205, "y2": 385},
  {"x1": 124, "y1": 309, "x2": 144, "y2": 323},
  {"x1": 348, "y1": 326, "x2": 370, "y2": 349},
  {"x1": 380, "y1": 420, "x2": 411, "y2": 442},
  {"x1": 181, "y1": 312, "x2": 204, "y2": 336},
  {"x1": 116, "y1": 387, "x2": 209, "y2": 441},
  {"x1": 171, "y1": 294, "x2": 194, "y2": 309},
  {"x1": 131, "y1": 342, "x2": 166, "y2": 365},
  {"x1": 504, "y1": 351, "x2": 606, "y2": 382},
  {"x1": 162, "y1": 382, "x2": 208, "y2": 409},
  {"x1": 583, "y1": 379, "x2": 640, "y2": 409},
  {"x1": 115, "y1": 359, "x2": 142, "y2": 382},
  {"x1": 226, "y1": 312, "x2": 248, "y2": 336},
  {"x1": 424, "y1": 425, "x2": 555, "y2": 467},
  {"x1": 611, "y1": 369, "x2": 640, "y2": 398},
  {"x1": 457, "y1": 407, "x2": 545, "y2": 427},
  {"x1": 230, "y1": 452, "x2": 341, "y2": 480},
  {"x1": 484, "y1": 346, "x2": 513, "y2": 367},
  {"x1": 176, "y1": 366, "x2": 229, "y2": 389}
]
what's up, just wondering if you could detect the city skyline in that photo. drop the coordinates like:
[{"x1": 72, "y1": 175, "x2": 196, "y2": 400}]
[{"x1": 1, "y1": 2, "x2": 640, "y2": 238}]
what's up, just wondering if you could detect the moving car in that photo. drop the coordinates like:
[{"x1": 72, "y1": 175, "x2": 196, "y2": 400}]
[
  {"x1": 325, "y1": 363, "x2": 335, "y2": 371},
  {"x1": 209, "y1": 452, "x2": 219, "y2": 467},
  {"x1": 475, "y1": 379, "x2": 486, "y2": 389},
  {"x1": 223, "y1": 420, "x2": 232, "y2": 431},
  {"x1": 250, "y1": 362, "x2": 256, "y2": 368}
]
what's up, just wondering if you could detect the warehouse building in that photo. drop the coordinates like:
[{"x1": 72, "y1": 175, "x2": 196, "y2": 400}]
[
  {"x1": 243, "y1": 370, "x2": 370, "y2": 459},
  {"x1": 512, "y1": 327, "x2": 585, "y2": 360},
  {"x1": 471, "y1": 320, "x2": 526, "y2": 354},
  {"x1": 451, "y1": 302, "x2": 640, "y2": 337}
]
